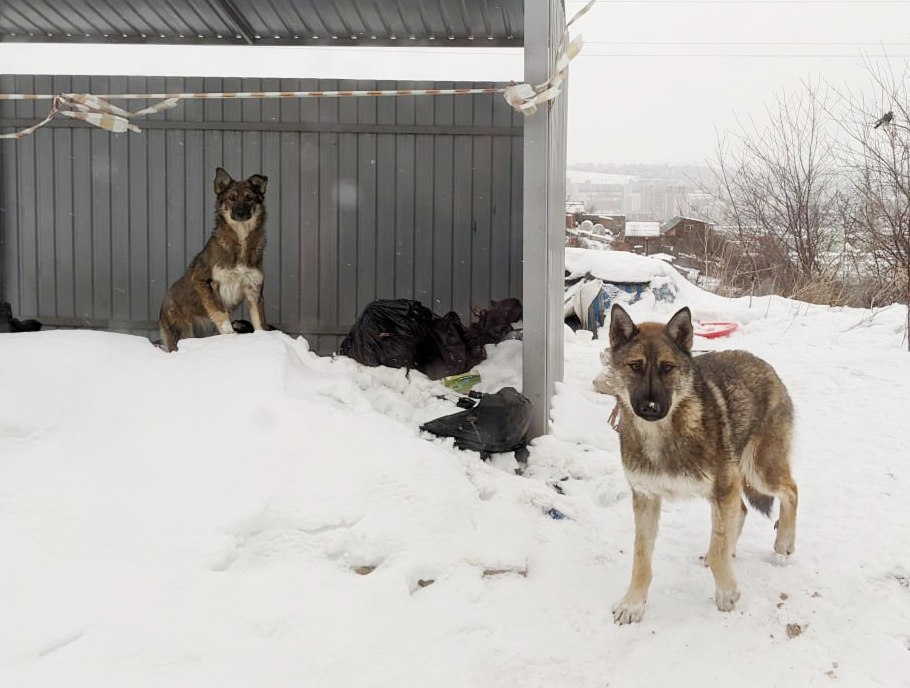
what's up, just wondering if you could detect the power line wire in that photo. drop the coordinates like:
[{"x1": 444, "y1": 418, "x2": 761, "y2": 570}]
[
  {"x1": 584, "y1": 41, "x2": 910, "y2": 46},
  {"x1": 575, "y1": 53, "x2": 910, "y2": 57},
  {"x1": 353, "y1": 49, "x2": 910, "y2": 58},
  {"x1": 568, "y1": 1, "x2": 910, "y2": 3}
]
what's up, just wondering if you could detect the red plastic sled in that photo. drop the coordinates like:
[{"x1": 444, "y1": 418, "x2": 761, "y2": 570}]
[{"x1": 694, "y1": 321, "x2": 739, "y2": 339}]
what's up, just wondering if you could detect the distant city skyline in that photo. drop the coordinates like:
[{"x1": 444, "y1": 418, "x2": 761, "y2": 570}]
[{"x1": 565, "y1": 166, "x2": 719, "y2": 223}]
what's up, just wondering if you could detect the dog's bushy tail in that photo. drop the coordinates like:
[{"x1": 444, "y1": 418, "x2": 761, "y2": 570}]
[{"x1": 744, "y1": 484, "x2": 775, "y2": 517}]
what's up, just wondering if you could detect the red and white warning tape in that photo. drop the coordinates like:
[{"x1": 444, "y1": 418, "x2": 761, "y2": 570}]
[
  {"x1": 1, "y1": 1, "x2": 595, "y2": 140},
  {"x1": 0, "y1": 92, "x2": 181, "y2": 139},
  {"x1": 0, "y1": 88, "x2": 505, "y2": 140}
]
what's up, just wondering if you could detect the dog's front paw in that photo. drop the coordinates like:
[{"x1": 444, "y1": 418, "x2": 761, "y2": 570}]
[
  {"x1": 612, "y1": 594, "x2": 647, "y2": 624},
  {"x1": 218, "y1": 322, "x2": 236, "y2": 336},
  {"x1": 715, "y1": 586, "x2": 740, "y2": 612}
]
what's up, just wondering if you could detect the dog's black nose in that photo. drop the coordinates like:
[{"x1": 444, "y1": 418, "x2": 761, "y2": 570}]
[{"x1": 635, "y1": 400, "x2": 665, "y2": 421}]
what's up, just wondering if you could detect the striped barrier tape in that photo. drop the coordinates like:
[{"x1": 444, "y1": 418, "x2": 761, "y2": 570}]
[{"x1": 1, "y1": 1, "x2": 595, "y2": 138}]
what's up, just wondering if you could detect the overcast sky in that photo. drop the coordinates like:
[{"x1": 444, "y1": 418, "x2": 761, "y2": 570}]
[
  {"x1": 564, "y1": 0, "x2": 910, "y2": 164},
  {"x1": 3, "y1": 0, "x2": 910, "y2": 165}
]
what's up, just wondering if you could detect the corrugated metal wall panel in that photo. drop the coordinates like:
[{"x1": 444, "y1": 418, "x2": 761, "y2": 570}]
[
  {"x1": 35, "y1": 84, "x2": 55, "y2": 317},
  {"x1": 354, "y1": 80, "x2": 377, "y2": 316},
  {"x1": 127, "y1": 75, "x2": 149, "y2": 322},
  {"x1": 0, "y1": 75, "x2": 523, "y2": 354},
  {"x1": 16, "y1": 76, "x2": 38, "y2": 318}
]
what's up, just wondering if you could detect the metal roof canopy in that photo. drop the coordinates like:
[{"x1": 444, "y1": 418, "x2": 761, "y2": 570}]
[{"x1": 0, "y1": 0, "x2": 524, "y2": 47}]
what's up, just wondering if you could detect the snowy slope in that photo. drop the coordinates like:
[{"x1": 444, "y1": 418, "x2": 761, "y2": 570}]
[{"x1": 1, "y1": 254, "x2": 909, "y2": 687}]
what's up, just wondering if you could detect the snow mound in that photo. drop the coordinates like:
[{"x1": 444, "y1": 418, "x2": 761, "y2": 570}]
[{"x1": 0, "y1": 330, "x2": 604, "y2": 687}]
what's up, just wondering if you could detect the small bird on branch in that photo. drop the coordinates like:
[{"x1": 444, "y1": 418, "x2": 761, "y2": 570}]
[{"x1": 873, "y1": 111, "x2": 894, "y2": 129}]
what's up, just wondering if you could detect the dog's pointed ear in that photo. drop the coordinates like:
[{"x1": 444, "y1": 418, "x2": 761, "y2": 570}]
[
  {"x1": 665, "y1": 307, "x2": 694, "y2": 352},
  {"x1": 609, "y1": 305, "x2": 637, "y2": 350},
  {"x1": 248, "y1": 174, "x2": 268, "y2": 196},
  {"x1": 214, "y1": 167, "x2": 233, "y2": 195}
]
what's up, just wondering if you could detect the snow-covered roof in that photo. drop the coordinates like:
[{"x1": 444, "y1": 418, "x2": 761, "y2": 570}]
[
  {"x1": 661, "y1": 215, "x2": 712, "y2": 233},
  {"x1": 565, "y1": 247, "x2": 682, "y2": 284}
]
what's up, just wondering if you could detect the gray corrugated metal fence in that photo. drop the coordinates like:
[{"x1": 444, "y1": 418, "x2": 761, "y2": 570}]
[{"x1": 0, "y1": 75, "x2": 523, "y2": 353}]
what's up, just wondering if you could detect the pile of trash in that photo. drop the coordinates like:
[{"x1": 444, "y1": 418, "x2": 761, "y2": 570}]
[
  {"x1": 563, "y1": 250, "x2": 680, "y2": 338},
  {"x1": 564, "y1": 274, "x2": 665, "y2": 338},
  {"x1": 340, "y1": 298, "x2": 522, "y2": 380},
  {"x1": 340, "y1": 298, "x2": 531, "y2": 461}
]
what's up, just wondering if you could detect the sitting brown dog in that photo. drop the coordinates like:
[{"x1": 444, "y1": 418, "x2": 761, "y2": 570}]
[{"x1": 158, "y1": 168, "x2": 268, "y2": 352}]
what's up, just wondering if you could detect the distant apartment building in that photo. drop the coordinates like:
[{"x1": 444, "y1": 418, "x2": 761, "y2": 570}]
[
  {"x1": 565, "y1": 170, "x2": 631, "y2": 215},
  {"x1": 567, "y1": 169, "x2": 715, "y2": 223},
  {"x1": 683, "y1": 191, "x2": 722, "y2": 219}
]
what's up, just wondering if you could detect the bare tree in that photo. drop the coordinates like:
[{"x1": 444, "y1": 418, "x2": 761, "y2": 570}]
[
  {"x1": 821, "y1": 58, "x2": 910, "y2": 348},
  {"x1": 707, "y1": 89, "x2": 844, "y2": 299}
]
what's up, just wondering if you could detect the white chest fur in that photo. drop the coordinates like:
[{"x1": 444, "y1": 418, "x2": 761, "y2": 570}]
[
  {"x1": 211, "y1": 265, "x2": 263, "y2": 309},
  {"x1": 623, "y1": 468, "x2": 714, "y2": 499},
  {"x1": 624, "y1": 419, "x2": 713, "y2": 498}
]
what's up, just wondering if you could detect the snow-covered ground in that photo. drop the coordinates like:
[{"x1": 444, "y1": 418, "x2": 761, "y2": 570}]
[{"x1": 2, "y1": 252, "x2": 909, "y2": 687}]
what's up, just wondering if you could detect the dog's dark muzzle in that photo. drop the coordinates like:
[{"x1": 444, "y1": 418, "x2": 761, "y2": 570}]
[
  {"x1": 231, "y1": 203, "x2": 255, "y2": 221},
  {"x1": 635, "y1": 400, "x2": 667, "y2": 421}
]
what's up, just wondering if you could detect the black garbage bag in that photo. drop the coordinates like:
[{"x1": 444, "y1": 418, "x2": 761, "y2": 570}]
[
  {"x1": 466, "y1": 298, "x2": 523, "y2": 347},
  {"x1": 0, "y1": 302, "x2": 42, "y2": 333},
  {"x1": 420, "y1": 387, "x2": 533, "y2": 460},
  {"x1": 340, "y1": 299, "x2": 486, "y2": 380},
  {"x1": 424, "y1": 310, "x2": 486, "y2": 380},
  {"x1": 340, "y1": 299, "x2": 434, "y2": 369}
]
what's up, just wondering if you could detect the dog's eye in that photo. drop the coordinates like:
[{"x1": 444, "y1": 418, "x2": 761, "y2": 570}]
[
  {"x1": 660, "y1": 362, "x2": 675, "y2": 373},
  {"x1": 628, "y1": 361, "x2": 643, "y2": 372}
]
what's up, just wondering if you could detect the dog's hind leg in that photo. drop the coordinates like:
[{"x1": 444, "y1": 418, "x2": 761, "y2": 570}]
[
  {"x1": 772, "y1": 478, "x2": 798, "y2": 556},
  {"x1": 752, "y1": 429, "x2": 798, "y2": 556},
  {"x1": 613, "y1": 491, "x2": 661, "y2": 624},
  {"x1": 707, "y1": 484, "x2": 742, "y2": 612}
]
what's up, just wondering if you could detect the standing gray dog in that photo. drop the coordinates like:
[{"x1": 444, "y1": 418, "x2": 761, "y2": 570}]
[{"x1": 595, "y1": 305, "x2": 798, "y2": 623}]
